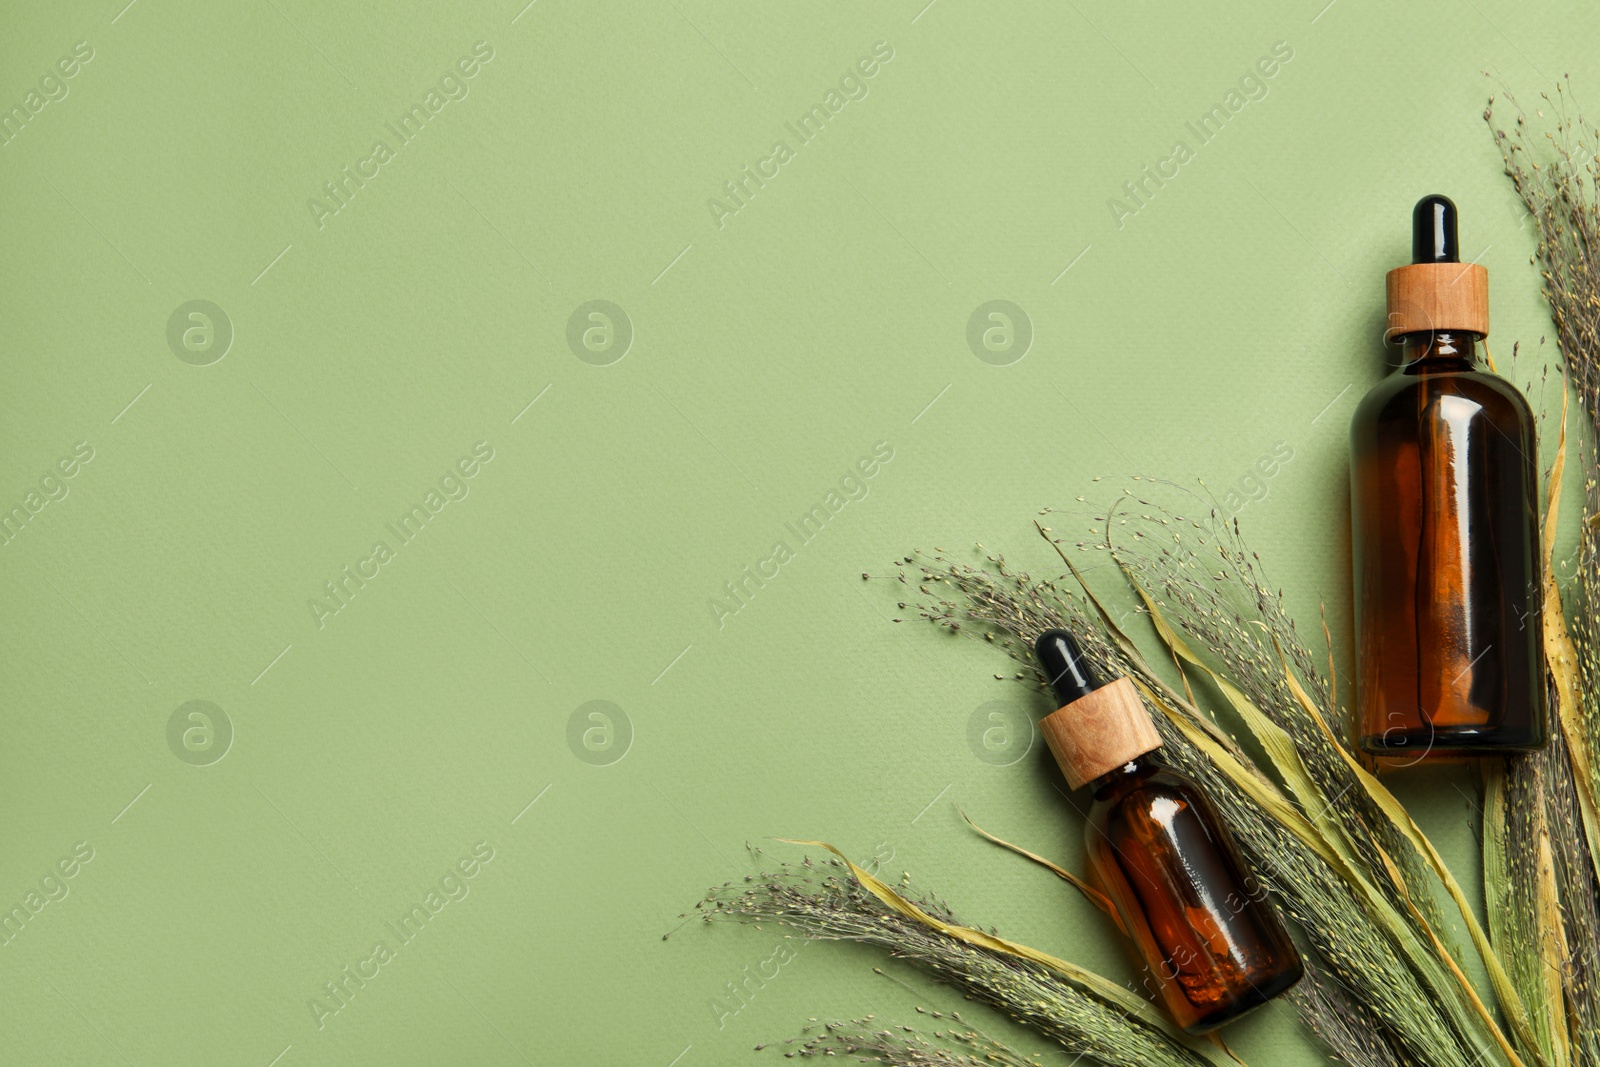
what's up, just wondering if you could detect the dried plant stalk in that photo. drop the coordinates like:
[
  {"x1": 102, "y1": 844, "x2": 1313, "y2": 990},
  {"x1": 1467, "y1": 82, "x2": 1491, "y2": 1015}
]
[
  {"x1": 1289, "y1": 956, "x2": 1405, "y2": 1067},
  {"x1": 767, "y1": 1014, "x2": 1042, "y2": 1066},
  {"x1": 1487, "y1": 81, "x2": 1600, "y2": 852},
  {"x1": 695, "y1": 852, "x2": 1218, "y2": 1067},
  {"x1": 1488, "y1": 81, "x2": 1600, "y2": 1067}
]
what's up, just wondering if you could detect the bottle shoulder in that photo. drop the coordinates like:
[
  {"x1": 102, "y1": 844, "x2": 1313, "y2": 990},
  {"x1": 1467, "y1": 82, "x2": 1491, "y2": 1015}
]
[
  {"x1": 1350, "y1": 364, "x2": 1533, "y2": 437},
  {"x1": 1087, "y1": 765, "x2": 1211, "y2": 828}
]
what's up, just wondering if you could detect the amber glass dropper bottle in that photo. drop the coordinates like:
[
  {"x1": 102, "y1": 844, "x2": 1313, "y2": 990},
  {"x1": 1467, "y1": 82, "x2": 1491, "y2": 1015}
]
[
  {"x1": 1034, "y1": 629, "x2": 1303, "y2": 1034},
  {"x1": 1350, "y1": 195, "x2": 1548, "y2": 761}
]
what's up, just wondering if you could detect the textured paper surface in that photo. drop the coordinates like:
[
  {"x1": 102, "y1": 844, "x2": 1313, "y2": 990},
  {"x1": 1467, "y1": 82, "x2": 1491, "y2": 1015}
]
[{"x1": 0, "y1": 1, "x2": 1588, "y2": 1063}]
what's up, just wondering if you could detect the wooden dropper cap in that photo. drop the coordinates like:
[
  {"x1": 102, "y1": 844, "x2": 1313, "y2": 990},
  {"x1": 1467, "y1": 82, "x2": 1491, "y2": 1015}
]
[
  {"x1": 1384, "y1": 194, "x2": 1488, "y2": 342},
  {"x1": 1034, "y1": 630, "x2": 1162, "y2": 789}
]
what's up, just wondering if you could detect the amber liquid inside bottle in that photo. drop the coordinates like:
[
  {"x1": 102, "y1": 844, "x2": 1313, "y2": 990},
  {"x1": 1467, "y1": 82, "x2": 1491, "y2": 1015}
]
[
  {"x1": 1085, "y1": 758, "x2": 1303, "y2": 1034},
  {"x1": 1349, "y1": 331, "x2": 1547, "y2": 759}
]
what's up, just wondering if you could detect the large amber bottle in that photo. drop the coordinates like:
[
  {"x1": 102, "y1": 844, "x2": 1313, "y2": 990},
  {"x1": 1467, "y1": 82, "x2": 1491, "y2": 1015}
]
[{"x1": 1349, "y1": 195, "x2": 1547, "y2": 761}]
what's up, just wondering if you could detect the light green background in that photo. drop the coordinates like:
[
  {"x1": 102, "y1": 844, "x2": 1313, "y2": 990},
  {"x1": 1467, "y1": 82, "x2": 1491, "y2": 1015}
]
[{"x1": 0, "y1": 1, "x2": 1589, "y2": 1063}]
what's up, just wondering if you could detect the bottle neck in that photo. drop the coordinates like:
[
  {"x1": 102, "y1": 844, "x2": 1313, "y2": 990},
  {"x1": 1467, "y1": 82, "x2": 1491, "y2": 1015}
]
[
  {"x1": 1396, "y1": 330, "x2": 1479, "y2": 369},
  {"x1": 1087, "y1": 753, "x2": 1157, "y2": 798}
]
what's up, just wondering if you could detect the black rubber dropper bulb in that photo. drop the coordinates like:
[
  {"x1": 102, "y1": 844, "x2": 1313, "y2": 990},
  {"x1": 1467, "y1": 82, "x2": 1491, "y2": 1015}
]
[
  {"x1": 1035, "y1": 629, "x2": 1103, "y2": 706},
  {"x1": 1412, "y1": 194, "x2": 1459, "y2": 264}
]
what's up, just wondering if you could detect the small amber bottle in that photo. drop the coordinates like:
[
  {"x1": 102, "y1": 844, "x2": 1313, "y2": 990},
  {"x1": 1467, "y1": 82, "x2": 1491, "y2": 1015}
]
[
  {"x1": 1350, "y1": 195, "x2": 1548, "y2": 760},
  {"x1": 1034, "y1": 630, "x2": 1303, "y2": 1033}
]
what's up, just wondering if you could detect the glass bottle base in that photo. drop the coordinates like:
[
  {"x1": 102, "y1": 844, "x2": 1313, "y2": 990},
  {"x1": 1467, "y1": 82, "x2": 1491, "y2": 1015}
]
[
  {"x1": 1358, "y1": 721, "x2": 1548, "y2": 762},
  {"x1": 1182, "y1": 959, "x2": 1304, "y2": 1035}
]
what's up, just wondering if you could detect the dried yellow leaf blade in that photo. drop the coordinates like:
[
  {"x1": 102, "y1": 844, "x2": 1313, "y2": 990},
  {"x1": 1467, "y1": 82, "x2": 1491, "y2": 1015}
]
[
  {"x1": 1538, "y1": 391, "x2": 1600, "y2": 897},
  {"x1": 1132, "y1": 679, "x2": 1340, "y2": 869},
  {"x1": 1536, "y1": 387, "x2": 1584, "y2": 1066},
  {"x1": 1127, "y1": 577, "x2": 1367, "y2": 875},
  {"x1": 957, "y1": 808, "x2": 1128, "y2": 934},
  {"x1": 1533, "y1": 807, "x2": 1572, "y2": 1067},
  {"x1": 1206, "y1": 1032, "x2": 1247, "y2": 1066},
  {"x1": 1039, "y1": 522, "x2": 1239, "y2": 756},
  {"x1": 1277, "y1": 647, "x2": 1544, "y2": 1067},
  {"x1": 1135, "y1": 685, "x2": 1325, "y2": 865},
  {"x1": 1374, "y1": 833, "x2": 1531, "y2": 1067},
  {"x1": 1037, "y1": 521, "x2": 1142, "y2": 654},
  {"x1": 1544, "y1": 568, "x2": 1600, "y2": 870},
  {"x1": 1482, "y1": 764, "x2": 1564, "y2": 1066},
  {"x1": 1117, "y1": 566, "x2": 1255, "y2": 749},
  {"x1": 773, "y1": 838, "x2": 1238, "y2": 1067},
  {"x1": 1541, "y1": 383, "x2": 1567, "y2": 569},
  {"x1": 1482, "y1": 763, "x2": 1513, "y2": 951}
]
